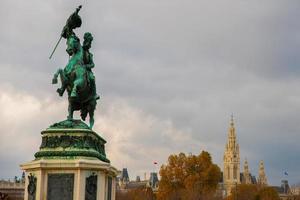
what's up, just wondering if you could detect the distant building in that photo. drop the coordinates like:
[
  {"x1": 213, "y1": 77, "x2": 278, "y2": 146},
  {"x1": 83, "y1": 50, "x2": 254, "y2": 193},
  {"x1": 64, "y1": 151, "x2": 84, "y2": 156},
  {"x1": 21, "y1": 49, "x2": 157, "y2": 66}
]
[
  {"x1": 257, "y1": 160, "x2": 268, "y2": 185},
  {"x1": 117, "y1": 169, "x2": 159, "y2": 193},
  {"x1": 238, "y1": 159, "x2": 257, "y2": 185},
  {"x1": 0, "y1": 179, "x2": 24, "y2": 200},
  {"x1": 271, "y1": 180, "x2": 292, "y2": 200},
  {"x1": 242, "y1": 159, "x2": 252, "y2": 184},
  {"x1": 223, "y1": 116, "x2": 240, "y2": 195},
  {"x1": 119, "y1": 168, "x2": 130, "y2": 184},
  {"x1": 281, "y1": 180, "x2": 290, "y2": 194},
  {"x1": 222, "y1": 116, "x2": 268, "y2": 197},
  {"x1": 136, "y1": 176, "x2": 141, "y2": 182},
  {"x1": 290, "y1": 184, "x2": 300, "y2": 195},
  {"x1": 149, "y1": 172, "x2": 159, "y2": 189}
]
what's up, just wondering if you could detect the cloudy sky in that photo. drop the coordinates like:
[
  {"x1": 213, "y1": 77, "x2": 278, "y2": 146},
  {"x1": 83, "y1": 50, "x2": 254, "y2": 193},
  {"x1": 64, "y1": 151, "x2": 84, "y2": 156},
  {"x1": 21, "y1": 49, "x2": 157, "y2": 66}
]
[{"x1": 1, "y1": 0, "x2": 300, "y2": 186}]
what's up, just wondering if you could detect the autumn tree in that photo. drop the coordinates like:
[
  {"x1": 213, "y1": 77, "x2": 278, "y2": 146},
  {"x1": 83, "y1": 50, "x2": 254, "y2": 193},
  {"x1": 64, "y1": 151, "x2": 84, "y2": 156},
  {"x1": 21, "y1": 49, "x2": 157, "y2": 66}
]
[
  {"x1": 227, "y1": 185, "x2": 280, "y2": 200},
  {"x1": 226, "y1": 184, "x2": 259, "y2": 200},
  {"x1": 258, "y1": 187, "x2": 280, "y2": 200},
  {"x1": 288, "y1": 195, "x2": 300, "y2": 200},
  {"x1": 116, "y1": 187, "x2": 155, "y2": 200},
  {"x1": 157, "y1": 151, "x2": 221, "y2": 200},
  {"x1": 127, "y1": 187, "x2": 156, "y2": 200}
]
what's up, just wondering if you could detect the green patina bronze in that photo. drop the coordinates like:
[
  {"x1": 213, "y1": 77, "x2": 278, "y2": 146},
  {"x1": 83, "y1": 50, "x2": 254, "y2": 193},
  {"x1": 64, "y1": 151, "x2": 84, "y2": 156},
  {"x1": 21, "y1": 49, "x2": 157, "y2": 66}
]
[
  {"x1": 40, "y1": 6, "x2": 110, "y2": 163},
  {"x1": 49, "y1": 119, "x2": 90, "y2": 130},
  {"x1": 34, "y1": 125, "x2": 110, "y2": 163},
  {"x1": 51, "y1": 5, "x2": 99, "y2": 129}
]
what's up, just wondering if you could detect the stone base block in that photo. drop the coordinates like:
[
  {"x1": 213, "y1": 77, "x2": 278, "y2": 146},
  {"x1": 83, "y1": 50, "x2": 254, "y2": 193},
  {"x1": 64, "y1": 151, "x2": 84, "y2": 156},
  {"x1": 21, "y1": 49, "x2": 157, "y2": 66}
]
[{"x1": 20, "y1": 158, "x2": 118, "y2": 200}]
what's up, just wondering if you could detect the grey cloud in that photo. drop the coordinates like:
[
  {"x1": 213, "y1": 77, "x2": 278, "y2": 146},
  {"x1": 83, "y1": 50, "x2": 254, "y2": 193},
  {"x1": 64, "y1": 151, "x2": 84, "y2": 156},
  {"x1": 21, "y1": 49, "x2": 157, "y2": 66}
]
[{"x1": 0, "y1": 0, "x2": 300, "y2": 185}]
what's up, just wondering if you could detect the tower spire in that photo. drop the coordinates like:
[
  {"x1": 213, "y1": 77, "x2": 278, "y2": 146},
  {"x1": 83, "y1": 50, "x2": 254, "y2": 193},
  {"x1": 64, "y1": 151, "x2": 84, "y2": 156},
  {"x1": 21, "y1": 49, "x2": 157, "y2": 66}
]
[
  {"x1": 223, "y1": 116, "x2": 240, "y2": 196},
  {"x1": 228, "y1": 115, "x2": 237, "y2": 143},
  {"x1": 244, "y1": 159, "x2": 249, "y2": 172},
  {"x1": 230, "y1": 114, "x2": 234, "y2": 126},
  {"x1": 258, "y1": 160, "x2": 268, "y2": 185},
  {"x1": 243, "y1": 158, "x2": 252, "y2": 184}
]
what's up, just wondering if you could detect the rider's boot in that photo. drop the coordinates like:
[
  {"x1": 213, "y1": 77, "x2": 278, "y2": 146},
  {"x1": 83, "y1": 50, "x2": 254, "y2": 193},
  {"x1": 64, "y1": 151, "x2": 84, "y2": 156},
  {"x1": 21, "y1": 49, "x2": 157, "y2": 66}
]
[{"x1": 70, "y1": 86, "x2": 78, "y2": 98}]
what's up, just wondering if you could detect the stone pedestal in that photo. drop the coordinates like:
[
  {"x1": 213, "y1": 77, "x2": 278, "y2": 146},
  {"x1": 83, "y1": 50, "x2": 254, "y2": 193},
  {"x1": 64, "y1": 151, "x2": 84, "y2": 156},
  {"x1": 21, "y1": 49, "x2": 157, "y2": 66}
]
[{"x1": 20, "y1": 120, "x2": 118, "y2": 200}]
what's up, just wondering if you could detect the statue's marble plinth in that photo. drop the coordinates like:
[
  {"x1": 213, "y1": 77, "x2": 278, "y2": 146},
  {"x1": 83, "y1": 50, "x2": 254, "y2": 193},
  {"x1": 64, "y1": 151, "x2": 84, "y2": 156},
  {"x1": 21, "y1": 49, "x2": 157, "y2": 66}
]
[{"x1": 20, "y1": 120, "x2": 118, "y2": 200}]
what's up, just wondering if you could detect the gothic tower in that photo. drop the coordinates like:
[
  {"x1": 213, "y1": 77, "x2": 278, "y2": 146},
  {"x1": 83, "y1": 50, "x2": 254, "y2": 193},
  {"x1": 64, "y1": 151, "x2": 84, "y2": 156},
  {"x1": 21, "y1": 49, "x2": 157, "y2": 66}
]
[
  {"x1": 258, "y1": 160, "x2": 268, "y2": 185},
  {"x1": 243, "y1": 159, "x2": 252, "y2": 184},
  {"x1": 119, "y1": 168, "x2": 130, "y2": 189},
  {"x1": 223, "y1": 116, "x2": 240, "y2": 195}
]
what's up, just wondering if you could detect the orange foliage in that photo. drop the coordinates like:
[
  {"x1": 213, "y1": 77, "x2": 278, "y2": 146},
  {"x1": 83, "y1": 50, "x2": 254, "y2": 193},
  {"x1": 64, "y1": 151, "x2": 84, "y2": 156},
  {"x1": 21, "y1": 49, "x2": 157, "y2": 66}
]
[
  {"x1": 258, "y1": 187, "x2": 280, "y2": 200},
  {"x1": 227, "y1": 184, "x2": 280, "y2": 200},
  {"x1": 226, "y1": 184, "x2": 259, "y2": 200},
  {"x1": 116, "y1": 187, "x2": 155, "y2": 200},
  {"x1": 157, "y1": 151, "x2": 221, "y2": 200}
]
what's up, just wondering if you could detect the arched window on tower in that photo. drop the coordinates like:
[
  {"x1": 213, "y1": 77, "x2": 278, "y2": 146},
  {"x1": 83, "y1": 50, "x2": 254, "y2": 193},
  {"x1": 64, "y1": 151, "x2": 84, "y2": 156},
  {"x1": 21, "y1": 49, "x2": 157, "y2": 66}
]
[
  {"x1": 233, "y1": 165, "x2": 237, "y2": 180},
  {"x1": 227, "y1": 166, "x2": 230, "y2": 180}
]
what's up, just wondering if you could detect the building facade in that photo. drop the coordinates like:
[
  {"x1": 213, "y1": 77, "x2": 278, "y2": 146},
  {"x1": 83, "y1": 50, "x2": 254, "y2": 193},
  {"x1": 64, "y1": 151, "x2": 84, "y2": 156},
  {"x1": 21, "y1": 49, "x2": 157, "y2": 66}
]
[
  {"x1": 117, "y1": 168, "x2": 159, "y2": 192},
  {"x1": 258, "y1": 160, "x2": 268, "y2": 185},
  {"x1": 223, "y1": 116, "x2": 240, "y2": 195},
  {"x1": 242, "y1": 159, "x2": 252, "y2": 184},
  {"x1": 223, "y1": 116, "x2": 268, "y2": 196}
]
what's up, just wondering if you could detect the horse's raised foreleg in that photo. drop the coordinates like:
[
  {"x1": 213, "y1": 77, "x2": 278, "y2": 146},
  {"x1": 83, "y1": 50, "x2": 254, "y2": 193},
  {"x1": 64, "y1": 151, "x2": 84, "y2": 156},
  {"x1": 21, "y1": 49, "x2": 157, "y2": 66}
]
[
  {"x1": 52, "y1": 68, "x2": 62, "y2": 84},
  {"x1": 52, "y1": 69, "x2": 67, "y2": 96},
  {"x1": 57, "y1": 70, "x2": 68, "y2": 96}
]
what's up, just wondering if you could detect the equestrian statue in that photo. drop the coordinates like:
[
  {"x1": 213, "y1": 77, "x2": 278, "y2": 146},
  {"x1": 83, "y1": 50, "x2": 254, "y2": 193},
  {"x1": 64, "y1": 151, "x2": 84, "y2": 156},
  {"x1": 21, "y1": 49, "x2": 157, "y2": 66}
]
[{"x1": 51, "y1": 5, "x2": 99, "y2": 128}]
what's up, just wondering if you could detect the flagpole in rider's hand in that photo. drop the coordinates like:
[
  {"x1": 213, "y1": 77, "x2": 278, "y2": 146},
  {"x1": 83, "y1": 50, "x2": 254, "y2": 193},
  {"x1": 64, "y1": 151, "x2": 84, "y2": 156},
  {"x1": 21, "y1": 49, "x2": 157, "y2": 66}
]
[
  {"x1": 49, "y1": 5, "x2": 82, "y2": 59},
  {"x1": 49, "y1": 36, "x2": 62, "y2": 59}
]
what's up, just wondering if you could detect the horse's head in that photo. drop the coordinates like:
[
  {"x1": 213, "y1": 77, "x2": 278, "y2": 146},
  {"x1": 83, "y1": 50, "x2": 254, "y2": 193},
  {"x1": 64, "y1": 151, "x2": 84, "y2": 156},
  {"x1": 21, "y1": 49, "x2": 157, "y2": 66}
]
[{"x1": 66, "y1": 34, "x2": 81, "y2": 56}]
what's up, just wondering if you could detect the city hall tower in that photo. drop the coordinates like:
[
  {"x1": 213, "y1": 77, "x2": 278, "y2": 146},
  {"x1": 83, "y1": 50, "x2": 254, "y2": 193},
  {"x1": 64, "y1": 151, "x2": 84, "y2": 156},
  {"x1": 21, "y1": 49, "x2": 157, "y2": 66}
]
[{"x1": 223, "y1": 116, "x2": 240, "y2": 195}]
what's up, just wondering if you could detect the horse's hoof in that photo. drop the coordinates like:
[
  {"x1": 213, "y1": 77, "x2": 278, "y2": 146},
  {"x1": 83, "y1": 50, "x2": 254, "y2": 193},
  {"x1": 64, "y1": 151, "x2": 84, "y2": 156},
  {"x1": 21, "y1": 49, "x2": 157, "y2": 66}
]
[
  {"x1": 52, "y1": 78, "x2": 58, "y2": 84},
  {"x1": 56, "y1": 88, "x2": 64, "y2": 96}
]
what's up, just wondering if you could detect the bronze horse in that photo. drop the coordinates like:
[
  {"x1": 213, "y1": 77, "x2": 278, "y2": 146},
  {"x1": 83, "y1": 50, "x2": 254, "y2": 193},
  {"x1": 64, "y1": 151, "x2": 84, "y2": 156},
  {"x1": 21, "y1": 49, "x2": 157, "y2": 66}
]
[{"x1": 52, "y1": 35, "x2": 98, "y2": 128}]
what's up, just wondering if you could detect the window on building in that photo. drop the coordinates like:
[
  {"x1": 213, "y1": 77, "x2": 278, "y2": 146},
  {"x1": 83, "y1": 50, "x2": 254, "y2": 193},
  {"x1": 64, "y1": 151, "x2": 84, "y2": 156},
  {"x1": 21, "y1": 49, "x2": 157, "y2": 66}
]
[
  {"x1": 233, "y1": 165, "x2": 237, "y2": 179},
  {"x1": 227, "y1": 167, "x2": 230, "y2": 180},
  {"x1": 107, "y1": 176, "x2": 112, "y2": 200}
]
